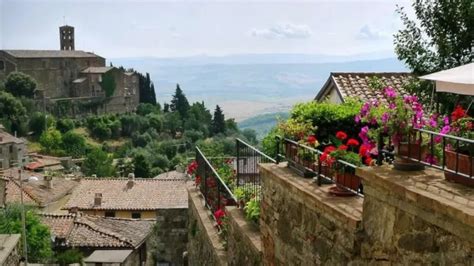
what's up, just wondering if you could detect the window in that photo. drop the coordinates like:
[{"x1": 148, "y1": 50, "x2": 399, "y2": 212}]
[
  {"x1": 104, "y1": 211, "x2": 115, "y2": 218},
  {"x1": 131, "y1": 212, "x2": 141, "y2": 219},
  {"x1": 0, "y1": 60, "x2": 4, "y2": 71}
]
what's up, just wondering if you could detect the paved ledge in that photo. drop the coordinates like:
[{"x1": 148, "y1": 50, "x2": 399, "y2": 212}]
[
  {"x1": 358, "y1": 165, "x2": 474, "y2": 242},
  {"x1": 260, "y1": 163, "x2": 363, "y2": 230},
  {"x1": 227, "y1": 206, "x2": 262, "y2": 253}
]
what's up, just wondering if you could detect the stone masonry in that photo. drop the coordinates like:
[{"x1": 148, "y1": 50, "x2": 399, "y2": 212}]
[
  {"x1": 260, "y1": 163, "x2": 364, "y2": 265},
  {"x1": 358, "y1": 166, "x2": 474, "y2": 264}
]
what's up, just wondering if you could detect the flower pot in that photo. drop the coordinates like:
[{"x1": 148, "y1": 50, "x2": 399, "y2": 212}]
[
  {"x1": 393, "y1": 143, "x2": 426, "y2": 171},
  {"x1": 444, "y1": 149, "x2": 474, "y2": 187},
  {"x1": 329, "y1": 171, "x2": 360, "y2": 197},
  {"x1": 285, "y1": 142, "x2": 298, "y2": 162}
]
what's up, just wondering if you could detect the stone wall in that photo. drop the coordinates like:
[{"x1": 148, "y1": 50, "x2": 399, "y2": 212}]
[
  {"x1": 260, "y1": 164, "x2": 364, "y2": 265},
  {"x1": 358, "y1": 166, "x2": 474, "y2": 264},
  {"x1": 226, "y1": 206, "x2": 262, "y2": 266},
  {"x1": 259, "y1": 163, "x2": 474, "y2": 265},
  {"x1": 187, "y1": 184, "x2": 227, "y2": 266},
  {"x1": 146, "y1": 208, "x2": 188, "y2": 265}
]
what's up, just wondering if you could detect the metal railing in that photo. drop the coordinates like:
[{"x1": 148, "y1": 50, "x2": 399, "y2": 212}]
[
  {"x1": 235, "y1": 138, "x2": 276, "y2": 204},
  {"x1": 377, "y1": 128, "x2": 473, "y2": 180},
  {"x1": 195, "y1": 147, "x2": 237, "y2": 214},
  {"x1": 275, "y1": 136, "x2": 363, "y2": 196}
]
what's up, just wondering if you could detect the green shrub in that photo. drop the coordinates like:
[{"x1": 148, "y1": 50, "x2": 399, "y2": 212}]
[
  {"x1": 244, "y1": 197, "x2": 260, "y2": 224},
  {"x1": 289, "y1": 99, "x2": 362, "y2": 143}
]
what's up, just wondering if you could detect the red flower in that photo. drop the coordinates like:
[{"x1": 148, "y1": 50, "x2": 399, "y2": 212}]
[
  {"x1": 338, "y1": 144, "x2": 348, "y2": 151},
  {"x1": 307, "y1": 135, "x2": 317, "y2": 145},
  {"x1": 323, "y1": 145, "x2": 336, "y2": 154},
  {"x1": 364, "y1": 157, "x2": 373, "y2": 166},
  {"x1": 336, "y1": 131, "x2": 348, "y2": 140},
  {"x1": 451, "y1": 105, "x2": 466, "y2": 122},
  {"x1": 214, "y1": 209, "x2": 226, "y2": 226},
  {"x1": 359, "y1": 145, "x2": 369, "y2": 157},
  {"x1": 347, "y1": 138, "x2": 360, "y2": 147},
  {"x1": 194, "y1": 175, "x2": 201, "y2": 186},
  {"x1": 187, "y1": 161, "x2": 198, "y2": 175}
]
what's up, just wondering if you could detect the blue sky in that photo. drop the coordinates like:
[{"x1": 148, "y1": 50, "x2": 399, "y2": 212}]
[{"x1": 0, "y1": 0, "x2": 411, "y2": 58}]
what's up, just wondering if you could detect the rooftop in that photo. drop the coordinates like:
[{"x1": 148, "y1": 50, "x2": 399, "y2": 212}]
[
  {"x1": 2, "y1": 49, "x2": 101, "y2": 58},
  {"x1": 0, "y1": 130, "x2": 24, "y2": 145},
  {"x1": 40, "y1": 213, "x2": 155, "y2": 248},
  {"x1": 81, "y1": 66, "x2": 114, "y2": 74},
  {"x1": 5, "y1": 176, "x2": 78, "y2": 207},
  {"x1": 0, "y1": 234, "x2": 21, "y2": 265},
  {"x1": 63, "y1": 178, "x2": 188, "y2": 211},
  {"x1": 316, "y1": 72, "x2": 413, "y2": 104}
]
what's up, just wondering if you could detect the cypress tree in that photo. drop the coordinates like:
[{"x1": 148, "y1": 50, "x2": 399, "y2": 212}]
[
  {"x1": 211, "y1": 105, "x2": 226, "y2": 135},
  {"x1": 170, "y1": 84, "x2": 190, "y2": 118}
]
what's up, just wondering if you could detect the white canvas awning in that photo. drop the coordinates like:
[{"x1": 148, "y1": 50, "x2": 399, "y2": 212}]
[{"x1": 419, "y1": 63, "x2": 474, "y2": 96}]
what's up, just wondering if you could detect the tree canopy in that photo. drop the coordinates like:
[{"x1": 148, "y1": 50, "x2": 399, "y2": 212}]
[
  {"x1": 82, "y1": 148, "x2": 115, "y2": 177},
  {"x1": 170, "y1": 84, "x2": 190, "y2": 118},
  {"x1": 4, "y1": 72, "x2": 37, "y2": 98},
  {"x1": 394, "y1": 0, "x2": 473, "y2": 111},
  {"x1": 138, "y1": 72, "x2": 157, "y2": 105},
  {"x1": 0, "y1": 204, "x2": 53, "y2": 263},
  {"x1": 212, "y1": 105, "x2": 226, "y2": 135}
]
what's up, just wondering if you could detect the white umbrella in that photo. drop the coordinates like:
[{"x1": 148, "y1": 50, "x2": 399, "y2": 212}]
[{"x1": 419, "y1": 63, "x2": 474, "y2": 96}]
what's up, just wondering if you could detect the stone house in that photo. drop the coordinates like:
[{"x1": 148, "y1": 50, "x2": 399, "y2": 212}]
[
  {"x1": 0, "y1": 234, "x2": 21, "y2": 266},
  {"x1": 63, "y1": 176, "x2": 189, "y2": 265},
  {"x1": 40, "y1": 213, "x2": 155, "y2": 265},
  {"x1": 0, "y1": 25, "x2": 140, "y2": 116},
  {"x1": 315, "y1": 72, "x2": 413, "y2": 104},
  {"x1": 0, "y1": 126, "x2": 26, "y2": 170}
]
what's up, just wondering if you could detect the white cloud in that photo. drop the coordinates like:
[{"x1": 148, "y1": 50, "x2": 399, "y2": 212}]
[
  {"x1": 250, "y1": 22, "x2": 312, "y2": 39},
  {"x1": 356, "y1": 24, "x2": 390, "y2": 40}
]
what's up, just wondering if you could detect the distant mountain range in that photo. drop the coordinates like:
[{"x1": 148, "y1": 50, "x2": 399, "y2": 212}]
[{"x1": 112, "y1": 53, "x2": 407, "y2": 133}]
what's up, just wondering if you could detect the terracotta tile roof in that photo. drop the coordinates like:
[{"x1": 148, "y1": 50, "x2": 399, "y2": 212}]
[
  {"x1": 40, "y1": 213, "x2": 155, "y2": 248},
  {"x1": 63, "y1": 178, "x2": 188, "y2": 211},
  {"x1": 316, "y1": 72, "x2": 414, "y2": 104},
  {"x1": 0, "y1": 130, "x2": 25, "y2": 144},
  {"x1": 5, "y1": 176, "x2": 78, "y2": 207},
  {"x1": 154, "y1": 171, "x2": 186, "y2": 180},
  {"x1": 2, "y1": 50, "x2": 101, "y2": 58}
]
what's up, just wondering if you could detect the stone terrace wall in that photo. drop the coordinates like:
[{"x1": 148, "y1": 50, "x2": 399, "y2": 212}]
[
  {"x1": 187, "y1": 184, "x2": 227, "y2": 266},
  {"x1": 187, "y1": 185, "x2": 263, "y2": 266},
  {"x1": 149, "y1": 208, "x2": 188, "y2": 265},
  {"x1": 227, "y1": 206, "x2": 262, "y2": 266},
  {"x1": 259, "y1": 163, "x2": 364, "y2": 265},
  {"x1": 358, "y1": 166, "x2": 474, "y2": 264}
]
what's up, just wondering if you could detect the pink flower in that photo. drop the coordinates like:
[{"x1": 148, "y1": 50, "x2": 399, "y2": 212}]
[
  {"x1": 425, "y1": 154, "x2": 438, "y2": 165},
  {"x1": 384, "y1": 87, "x2": 397, "y2": 98},
  {"x1": 381, "y1": 112, "x2": 390, "y2": 124}
]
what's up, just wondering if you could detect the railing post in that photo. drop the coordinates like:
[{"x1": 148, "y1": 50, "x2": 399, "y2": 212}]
[
  {"x1": 377, "y1": 133, "x2": 383, "y2": 166},
  {"x1": 275, "y1": 136, "x2": 280, "y2": 164},
  {"x1": 236, "y1": 139, "x2": 240, "y2": 186}
]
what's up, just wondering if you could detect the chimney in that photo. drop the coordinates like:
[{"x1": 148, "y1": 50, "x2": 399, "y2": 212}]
[
  {"x1": 127, "y1": 173, "x2": 135, "y2": 189},
  {"x1": 44, "y1": 175, "x2": 53, "y2": 189},
  {"x1": 94, "y1": 193, "x2": 102, "y2": 206}
]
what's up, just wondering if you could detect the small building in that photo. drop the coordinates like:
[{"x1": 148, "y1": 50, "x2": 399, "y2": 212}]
[
  {"x1": 314, "y1": 72, "x2": 413, "y2": 104},
  {"x1": 62, "y1": 177, "x2": 189, "y2": 265},
  {"x1": 0, "y1": 234, "x2": 21, "y2": 266},
  {"x1": 40, "y1": 213, "x2": 155, "y2": 265},
  {"x1": 3, "y1": 171, "x2": 79, "y2": 212},
  {"x1": 0, "y1": 126, "x2": 26, "y2": 170},
  {"x1": 63, "y1": 177, "x2": 187, "y2": 219}
]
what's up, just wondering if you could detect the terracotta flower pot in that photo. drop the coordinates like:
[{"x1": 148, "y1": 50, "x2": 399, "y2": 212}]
[
  {"x1": 393, "y1": 142, "x2": 427, "y2": 171},
  {"x1": 329, "y1": 171, "x2": 361, "y2": 197},
  {"x1": 444, "y1": 149, "x2": 474, "y2": 187}
]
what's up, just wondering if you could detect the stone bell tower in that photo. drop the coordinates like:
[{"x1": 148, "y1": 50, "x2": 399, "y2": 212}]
[{"x1": 59, "y1": 25, "x2": 75, "y2": 50}]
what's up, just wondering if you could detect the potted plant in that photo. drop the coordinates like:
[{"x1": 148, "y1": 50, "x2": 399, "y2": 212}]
[
  {"x1": 321, "y1": 132, "x2": 366, "y2": 196},
  {"x1": 278, "y1": 119, "x2": 318, "y2": 177},
  {"x1": 442, "y1": 106, "x2": 474, "y2": 186},
  {"x1": 356, "y1": 87, "x2": 427, "y2": 170}
]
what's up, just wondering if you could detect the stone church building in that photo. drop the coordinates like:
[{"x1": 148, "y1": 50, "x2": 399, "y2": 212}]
[{"x1": 0, "y1": 25, "x2": 140, "y2": 116}]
